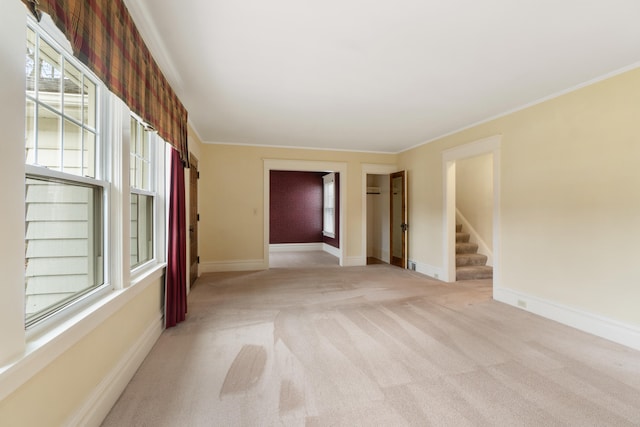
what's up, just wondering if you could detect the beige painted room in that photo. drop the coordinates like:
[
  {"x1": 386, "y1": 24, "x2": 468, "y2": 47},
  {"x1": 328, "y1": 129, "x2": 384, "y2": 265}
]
[{"x1": 1, "y1": 1, "x2": 639, "y2": 425}]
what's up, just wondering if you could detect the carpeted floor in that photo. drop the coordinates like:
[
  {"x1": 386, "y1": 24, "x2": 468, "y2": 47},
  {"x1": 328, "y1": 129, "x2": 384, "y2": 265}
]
[{"x1": 102, "y1": 260, "x2": 640, "y2": 426}]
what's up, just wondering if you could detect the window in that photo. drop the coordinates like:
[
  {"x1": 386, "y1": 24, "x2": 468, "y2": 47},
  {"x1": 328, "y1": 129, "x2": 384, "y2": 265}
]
[
  {"x1": 130, "y1": 116, "x2": 156, "y2": 269},
  {"x1": 24, "y1": 23, "x2": 106, "y2": 327},
  {"x1": 323, "y1": 173, "x2": 335, "y2": 238}
]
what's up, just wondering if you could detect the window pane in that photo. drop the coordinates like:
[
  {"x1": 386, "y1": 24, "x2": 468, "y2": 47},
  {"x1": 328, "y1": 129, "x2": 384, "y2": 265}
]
[
  {"x1": 38, "y1": 39, "x2": 62, "y2": 112},
  {"x1": 83, "y1": 77, "x2": 96, "y2": 128},
  {"x1": 63, "y1": 118, "x2": 82, "y2": 175},
  {"x1": 130, "y1": 117, "x2": 139, "y2": 155},
  {"x1": 37, "y1": 105, "x2": 61, "y2": 170},
  {"x1": 142, "y1": 158, "x2": 150, "y2": 190},
  {"x1": 25, "y1": 99, "x2": 36, "y2": 164},
  {"x1": 130, "y1": 153, "x2": 136, "y2": 187},
  {"x1": 64, "y1": 60, "x2": 83, "y2": 122},
  {"x1": 130, "y1": 194, "x2": 154, "y2": 268},
  {"x1": 25, "y1": 176, "x2": 104, "y2": 325},
  {"x1": 83, "y1": 130, "x2": 96, "y2": 178},
  {"x1": 26, "y1": 28, "x2": 36, "y2": 95}
]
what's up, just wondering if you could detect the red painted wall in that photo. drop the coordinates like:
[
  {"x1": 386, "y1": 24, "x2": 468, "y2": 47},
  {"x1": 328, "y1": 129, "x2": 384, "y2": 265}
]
[
  {"x1": 269, "y1": 170, "x2": 340, "y2": 248},
  {"x1": 270, "y1": 171, "x2": 324, "y2": 244}
]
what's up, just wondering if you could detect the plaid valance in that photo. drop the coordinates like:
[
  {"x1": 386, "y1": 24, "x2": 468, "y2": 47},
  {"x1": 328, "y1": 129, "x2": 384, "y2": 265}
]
[{"x1": 21, "y1": 0, "x2": 189, "y2": 165}]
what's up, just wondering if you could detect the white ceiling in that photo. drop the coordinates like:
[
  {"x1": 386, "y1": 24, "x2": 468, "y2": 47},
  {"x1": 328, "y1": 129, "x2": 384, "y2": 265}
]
[{"x1": 124, "y1": 0, "x2": 640, "y2": 153}]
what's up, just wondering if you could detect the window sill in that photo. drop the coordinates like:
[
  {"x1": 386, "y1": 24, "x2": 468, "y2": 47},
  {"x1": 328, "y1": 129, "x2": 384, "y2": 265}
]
[
  {"x1": 131, "y1": 261, "x2": 167, "y2": 287},
  {"x1": 322, "y1": 231, "x2": 335, "y2": 238},
  {"x1": 0, "y1": 263, "x2": 166, "y2": 401}
]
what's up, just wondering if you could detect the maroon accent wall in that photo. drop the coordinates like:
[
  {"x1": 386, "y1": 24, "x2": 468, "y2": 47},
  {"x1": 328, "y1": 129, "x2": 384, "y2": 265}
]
[
  {"x1": 270, "y1": 171, "x2": 324, "y2": 244},
  {"x1": 323, "y1": 172, "x2": 340, "y2": 248}
]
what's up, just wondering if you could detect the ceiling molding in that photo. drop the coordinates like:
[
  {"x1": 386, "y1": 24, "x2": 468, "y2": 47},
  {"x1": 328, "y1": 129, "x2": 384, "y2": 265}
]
[
  {"x1": 122, "y1": 0, "x2": 184, "y2": 95},
  {"x1": 204, "y1": 141, "x2": 396, "y2": 155},
  {"x1": 400, "y1": 62, "x2": 640, "y2": 155}
]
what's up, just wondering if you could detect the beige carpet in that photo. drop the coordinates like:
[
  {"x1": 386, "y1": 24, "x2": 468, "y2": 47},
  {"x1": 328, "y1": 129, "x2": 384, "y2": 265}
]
[
  {"x1": 268, "y1": 250, "x2": 340, "y2": 269},
  {"x1": 102, "y1": 263, "x2": 640, "y2": 426}
]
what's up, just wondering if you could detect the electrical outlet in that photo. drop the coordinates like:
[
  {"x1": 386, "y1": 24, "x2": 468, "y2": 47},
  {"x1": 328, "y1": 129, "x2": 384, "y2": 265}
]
[{"x1": 517, "y1": 299, "x2": 527, "y2": 308}]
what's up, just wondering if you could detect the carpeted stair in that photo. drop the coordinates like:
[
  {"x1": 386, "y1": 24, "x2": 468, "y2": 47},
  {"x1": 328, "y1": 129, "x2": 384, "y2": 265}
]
[{"x1": 456, "y1": 223, "x2": 493, "y2": 280}]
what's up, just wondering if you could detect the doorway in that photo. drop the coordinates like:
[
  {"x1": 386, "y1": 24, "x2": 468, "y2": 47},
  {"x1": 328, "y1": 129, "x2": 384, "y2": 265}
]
[
  {"x1": 362, "y1": 163, "x2": 405, "y2": 268},
  {"x1": 366, "y1": 174, "x2": 390, "y2": 264},
  {"x1": 263, "y1": 159, "x2": 347, "y2": 268},
  {"x1": 443, "y1": 135, "x2": 501, "y2": 286}
]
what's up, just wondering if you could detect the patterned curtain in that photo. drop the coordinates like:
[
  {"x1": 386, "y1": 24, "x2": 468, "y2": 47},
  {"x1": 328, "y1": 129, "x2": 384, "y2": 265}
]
[{"x1": 21, "y1": 0, "x2": 189, "y2": 165}]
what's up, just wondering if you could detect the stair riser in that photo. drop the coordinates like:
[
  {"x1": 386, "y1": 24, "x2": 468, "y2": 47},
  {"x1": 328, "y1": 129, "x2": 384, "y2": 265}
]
[
  {"x1": 456, "y1": 265, "x2": 494, "y2": 280},
  {"x1": 456, "y1": 243, "x2": 478, "y2": 254},
  {"x1": 456, "y1": 233, "x2": 470, "y2": 243},
  {"x1": 456, "y1": 255, "x2": 488, "y2": 267},
  {"x1": 456, "y1": 270, "x2": 493, "y2": 280}
]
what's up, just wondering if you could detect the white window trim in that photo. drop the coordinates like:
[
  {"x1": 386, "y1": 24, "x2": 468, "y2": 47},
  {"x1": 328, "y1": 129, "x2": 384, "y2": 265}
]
[
  {"x1": 322, "y1": 172, "x2": 336, "y2": 238},
  {"x1": 24, "y1": 19, "x2": 111, "y2": 330},
  {"x1": 128, "y1": 114, "x2": 166, "y2": 275}
]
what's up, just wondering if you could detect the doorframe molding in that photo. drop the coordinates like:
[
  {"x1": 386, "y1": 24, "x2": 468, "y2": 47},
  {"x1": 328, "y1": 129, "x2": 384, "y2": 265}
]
[
  {"x1": 361, "y1": 163, "x2": 398, "y2": 266},
  {"x1": 264, "y1": 159, "x2": 347, "y2": 267},
  {"x1": 442, "y1": 135, "x2": 502, "y2": 285}
]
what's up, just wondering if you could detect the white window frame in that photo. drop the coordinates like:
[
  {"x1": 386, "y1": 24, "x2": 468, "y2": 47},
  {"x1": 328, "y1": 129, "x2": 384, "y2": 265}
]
[
  {"x1": 24, "y1": 18, "x2": 112, "y2": 330},
  {"x1": 129, "y1": 114, "x2": 158, "y2": 271},
  {"x1": 323, "y1": 172, "x2": 336, "y2": 238}
]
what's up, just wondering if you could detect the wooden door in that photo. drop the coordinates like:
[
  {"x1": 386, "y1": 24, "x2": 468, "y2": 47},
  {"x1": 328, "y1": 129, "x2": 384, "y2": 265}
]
[
  {"x1": 390, "y1": 170, "x2": 407, "y2": 268},
  {"x1": 189, "y1": 154, "x2": 199, "y2": 286}
]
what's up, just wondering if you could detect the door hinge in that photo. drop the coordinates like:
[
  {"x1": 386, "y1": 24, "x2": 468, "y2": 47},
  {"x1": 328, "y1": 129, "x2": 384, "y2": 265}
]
[
  {"x1": 197, "y1": 171, "x2": 200, "y2": 179},
  {"x1": 197, "y1": 256, "x2": 200, "y2": 264},
  {"x1": 197, "y1": 213, "x2": 200, "y2": 221}
]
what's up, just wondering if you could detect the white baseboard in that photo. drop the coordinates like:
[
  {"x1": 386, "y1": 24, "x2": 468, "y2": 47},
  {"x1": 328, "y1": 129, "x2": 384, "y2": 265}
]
[
  {"x1": 322, "y1": 243, "x2": 341, "y2": 258},
  {"x1": 200, "y1": 259, "x2": 267, "y2": 273},
  {"x1": 414, "y1": 261, "x2": 445, "y2": 281},
  {"x1": 269, "y1": 243, "x2": 323, "y2": 252},
  {"x1": 494, "y1": 287, "x2": 640, "y2": 352},
  {"x1": 64, "y1": 315, "x2": 164, "y2": 427}
]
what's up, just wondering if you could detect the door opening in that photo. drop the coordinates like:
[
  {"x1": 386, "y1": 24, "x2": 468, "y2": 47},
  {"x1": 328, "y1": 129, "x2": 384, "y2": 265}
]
[
  {"x1": 443, "y1": 135, "x2": 501, "y2": 288},
  {"x1": 390, "y1": 171, "x2": 408, "y2": 268}
]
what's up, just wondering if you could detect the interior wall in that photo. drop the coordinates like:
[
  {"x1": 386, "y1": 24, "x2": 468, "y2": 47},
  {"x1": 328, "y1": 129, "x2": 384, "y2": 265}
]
[
  {"x1": 456, "y1": 153, "x2": 493, "y2": 251},
  {"x1": 0, "y1": 280, "x2": 164, "y2": 425},
  {"x1": 366, "y1": 175, "x2": 390, "y2": 262},
  {"x1": 198, "y1": 144, "x2": 396, "y2": 268},
  {"x1": 270, "y1": 171, "x2": 324, "y2": 244},
  {"x1": 398, "y1": 67, "x2": 640, "y2": 328},
  {"x1": 0, "y1": 0, "x2": 27, "y2": 365}
]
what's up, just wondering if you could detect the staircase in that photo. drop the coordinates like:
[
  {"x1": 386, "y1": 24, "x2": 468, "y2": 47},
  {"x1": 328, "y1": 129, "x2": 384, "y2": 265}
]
[{"x1": 456, "y1": 223, "x2": 493, "y2": 280}]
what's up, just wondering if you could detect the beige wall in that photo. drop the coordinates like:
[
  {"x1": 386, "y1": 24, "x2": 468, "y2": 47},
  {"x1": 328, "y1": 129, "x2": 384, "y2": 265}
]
[
  {"x1": 198, "y1": 144, "x2": 396, "y2": 265},
  {"x1": 399, "y1": 67, "x2": 640, "y2": 326},
  {"x1": 0, "y1": 279, "x2": 164, "y2": 425},
  {"x1": 0, "y1": 0, "x2": 27, "y2": 365},
  {"x1": 456, "y1": 153, "x2": 493, "y2": 251}
]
